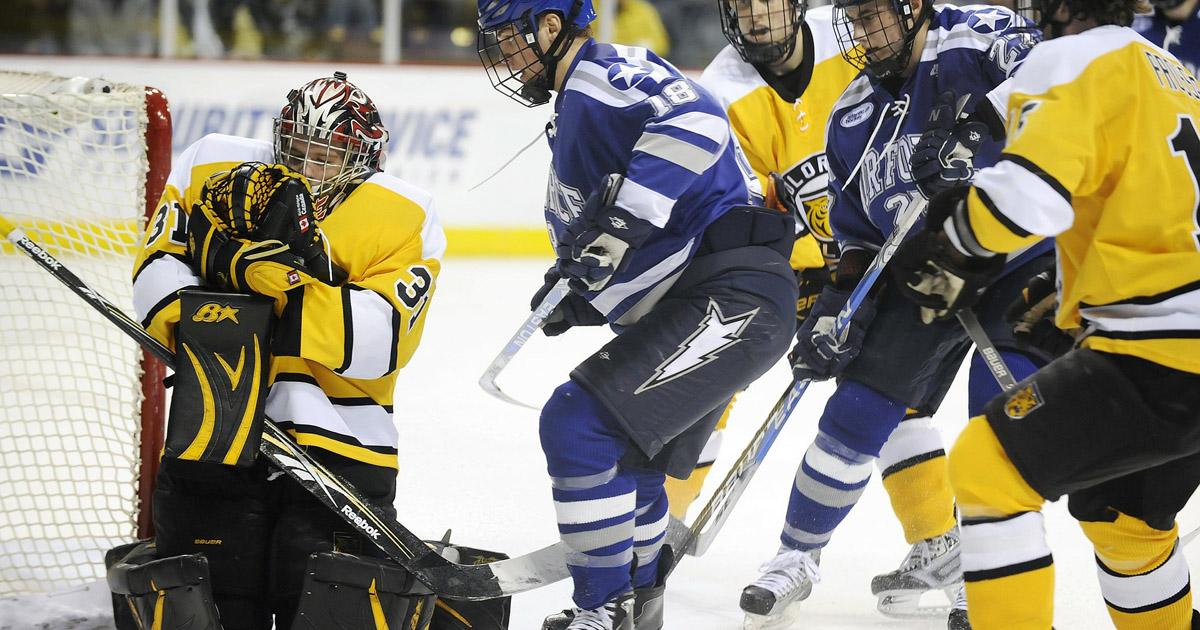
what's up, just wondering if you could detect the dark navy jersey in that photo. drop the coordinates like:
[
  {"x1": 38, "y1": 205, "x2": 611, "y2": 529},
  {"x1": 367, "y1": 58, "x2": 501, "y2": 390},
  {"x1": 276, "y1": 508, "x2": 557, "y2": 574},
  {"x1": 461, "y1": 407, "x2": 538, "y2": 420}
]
[
  {"x1": 547, "y1": 40, "x2": 761, "y2": 324},
  {"x1": 1133, "y1": 6, "x2": 1200, "y2": 75},
  {"x1": 825, "y1": 4, "x2": 1049, "y2": 267}
]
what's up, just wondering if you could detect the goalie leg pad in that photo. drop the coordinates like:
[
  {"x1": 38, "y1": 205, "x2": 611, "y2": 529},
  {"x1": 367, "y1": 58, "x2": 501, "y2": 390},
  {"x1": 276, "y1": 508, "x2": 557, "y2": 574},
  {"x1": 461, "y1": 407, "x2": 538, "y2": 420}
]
[
  {"x1": 289, "y1": 552, "x2": 435, "y2": 630},
  {"x1": 104, "y1": 541, "x2": 222, "y2": 630},
  {"x1": 166, "y1": 290, "x2": 274, "y2": 467}
]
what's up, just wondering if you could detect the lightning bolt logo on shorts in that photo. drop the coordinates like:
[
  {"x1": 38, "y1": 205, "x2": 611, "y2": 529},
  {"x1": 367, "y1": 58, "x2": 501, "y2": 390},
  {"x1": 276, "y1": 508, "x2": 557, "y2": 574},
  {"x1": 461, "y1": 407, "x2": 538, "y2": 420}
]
[{"x1": 635, "y1": 300, "x2": 759, "y2": 394}]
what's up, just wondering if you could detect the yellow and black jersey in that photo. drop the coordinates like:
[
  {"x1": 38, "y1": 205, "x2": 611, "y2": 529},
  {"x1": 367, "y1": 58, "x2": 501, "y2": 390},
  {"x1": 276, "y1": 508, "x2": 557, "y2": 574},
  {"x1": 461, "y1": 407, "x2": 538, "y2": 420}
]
[
  {"x1": 959, "y1": 26, "x2": 1200, "y2": 374},
  {"x1": 698, "y1": 4, "x2": 860, "y2": 271},
  {"x1": 133, "y1": 133, "x2": 447, "y2": 468}
]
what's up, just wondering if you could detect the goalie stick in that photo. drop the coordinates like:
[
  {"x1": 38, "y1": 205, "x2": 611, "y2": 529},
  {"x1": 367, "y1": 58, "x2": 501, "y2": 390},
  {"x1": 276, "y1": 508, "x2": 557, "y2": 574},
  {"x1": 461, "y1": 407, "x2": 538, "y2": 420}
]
[
  {"x1": 478, "y1": 277, "x2": 570, "y2": 409},
  {"x1": 0, "y1": 213, "x2": 570, "y2": 601},
  {"x1": 676, "y1": 195, "x2": 930, "y2": 559}
]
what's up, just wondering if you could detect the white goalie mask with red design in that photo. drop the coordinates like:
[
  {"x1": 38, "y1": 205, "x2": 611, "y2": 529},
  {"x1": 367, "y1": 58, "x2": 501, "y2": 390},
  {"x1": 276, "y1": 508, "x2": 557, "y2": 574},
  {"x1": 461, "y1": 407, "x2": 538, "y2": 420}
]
[{"x1": 273, "y1": 72, "x2": 389, "y2": 217}]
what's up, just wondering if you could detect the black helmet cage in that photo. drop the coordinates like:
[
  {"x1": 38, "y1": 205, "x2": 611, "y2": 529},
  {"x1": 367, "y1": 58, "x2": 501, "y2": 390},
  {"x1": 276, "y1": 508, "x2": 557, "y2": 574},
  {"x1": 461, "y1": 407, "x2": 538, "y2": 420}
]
[
  {"x1": 477, "y1": 1, "x2": 585, "y2": 107},
  {"x1": 833, "y1": 0, "x2": 930, "y2": 78},
  {"x1": 718, "y1": 0, "x2": 806, "y2": 66}
]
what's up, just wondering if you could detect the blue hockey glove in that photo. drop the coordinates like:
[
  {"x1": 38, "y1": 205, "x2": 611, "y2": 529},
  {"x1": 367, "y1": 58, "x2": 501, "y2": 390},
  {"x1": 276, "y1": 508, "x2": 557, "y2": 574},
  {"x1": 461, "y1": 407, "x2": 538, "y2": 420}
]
[
  {"x1": 891, "y1": 187, "x2": 1005, "y2": 323},
  {"x1": 789, "y1": 285, "x2": 877, "y2": 381},
  {"x1": 911, "y1": 90, "x2": 989, "y2": 199},
  {"x1": 531, "y1": 267, "x2": 606, "y2": 336},
  {"x1": 556, "y1": 174, "x2": 655, "y2": 292}
]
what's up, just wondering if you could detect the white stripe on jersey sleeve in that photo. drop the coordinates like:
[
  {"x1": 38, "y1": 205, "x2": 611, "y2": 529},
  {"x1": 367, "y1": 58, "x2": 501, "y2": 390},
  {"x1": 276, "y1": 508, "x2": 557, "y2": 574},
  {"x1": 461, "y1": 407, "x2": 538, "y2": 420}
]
[
  {"x1": 653, "y1": 110, "x2": 731, "y2": 146},
  {"x1": 972, "y1": 159, "x2": 1075, "y2": 237},
  {"x1": 340, "y1": 288, "x2": 398, "y2": 380},
  {"x1": 590, "y1": 238, "x2": 696, "y2": 315},
  {"x1": 633, "y1": 132, "x2": 721, "y2": 174},
  {"x1": 614, "y1": 178, "x2": 676, "y2": 227},
  {"x1": 1081, "y1": 287, "x2": 1200, "y2": 334},
  {"x1": 266, "y1": 380, "x2": 399, "y2": 448},
  {"x1": 133, "y1": 255, "x2": 199, "y2": 322},
  {"x1": 567, "y1": 61, "x2": 648, "y2": 107}
]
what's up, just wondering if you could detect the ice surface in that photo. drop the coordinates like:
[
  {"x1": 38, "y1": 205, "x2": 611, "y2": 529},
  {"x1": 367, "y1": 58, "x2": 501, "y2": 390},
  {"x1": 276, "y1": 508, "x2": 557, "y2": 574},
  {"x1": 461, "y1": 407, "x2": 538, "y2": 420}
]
[{"x1": 4, "y1": 258, "x2": 1200, "y2": 629}]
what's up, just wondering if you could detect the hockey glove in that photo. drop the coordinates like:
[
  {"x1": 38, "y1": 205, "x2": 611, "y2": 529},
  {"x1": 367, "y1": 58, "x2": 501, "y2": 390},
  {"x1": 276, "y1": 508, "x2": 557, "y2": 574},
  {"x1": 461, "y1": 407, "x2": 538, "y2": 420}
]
[
  {"x1": 795, "y1": 266, "x2": 832, "y2": 323},
  {"x1": 531, "y1": 267, "x2": 607, "y2": 336},
  {"x1": 557, "y1": 174, "x2": 655, "y2": 292},
  {"x1": 910, "y1": 90, "x2": 989, "y2": 199},
  {"x1": 890, "y1": 187, "x2": 1005, "y2": 324},
  {"x1": 1006, "y1": 259, "x2": 1079, "y2": 358},
  {"x1": 789, "y1": 285, "x2": 877, "y2": 381}
]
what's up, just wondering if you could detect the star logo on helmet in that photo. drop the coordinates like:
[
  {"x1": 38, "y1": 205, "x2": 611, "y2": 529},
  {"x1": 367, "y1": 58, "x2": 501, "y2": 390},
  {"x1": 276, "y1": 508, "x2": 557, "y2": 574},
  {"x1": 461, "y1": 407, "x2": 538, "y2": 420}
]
[{"x1": 610, "y1": 64, "x2": 649, "y2": 90}]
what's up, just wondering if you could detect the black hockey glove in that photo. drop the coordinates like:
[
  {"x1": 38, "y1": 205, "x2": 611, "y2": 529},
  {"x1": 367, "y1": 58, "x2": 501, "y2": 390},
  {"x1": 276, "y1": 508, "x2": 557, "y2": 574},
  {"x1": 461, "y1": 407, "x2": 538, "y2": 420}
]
[
  {"x1": 557, "y1": 174, "x2": 655, "y2": 292},
  {"x1": 531, "y1": 267, "x2": 606, "y2": 336},
  {"x1": 890, "y1": 187, "x2": 1005, "y2": 324},
  {"x1": 1005, "y1": 259, "x2": 1079, "y2": 359},
  {"x1": 795, "y1": 266, "x2": 832, "y2": 323},
  {"x1": 789, "y1": 285, "x2": 877, "y2": 381},
  {"x1": 910, "y1": 90, "x2": 989, "y2": 199}
]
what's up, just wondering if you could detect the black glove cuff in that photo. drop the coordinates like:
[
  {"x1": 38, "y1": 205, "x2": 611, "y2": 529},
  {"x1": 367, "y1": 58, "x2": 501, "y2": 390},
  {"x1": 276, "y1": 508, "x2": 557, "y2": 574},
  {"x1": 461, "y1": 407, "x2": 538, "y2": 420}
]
[{"x1": 597, "y1": 206, "x2": 655, "y2": 248}]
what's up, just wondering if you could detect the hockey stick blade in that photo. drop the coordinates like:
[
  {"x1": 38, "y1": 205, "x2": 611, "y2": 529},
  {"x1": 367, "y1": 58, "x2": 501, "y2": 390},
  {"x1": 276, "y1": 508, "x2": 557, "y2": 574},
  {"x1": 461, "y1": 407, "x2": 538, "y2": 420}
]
[
  {"x1": 957, "y1": 309, "x2": 1018, "y2": 391},
  {"x1": 675, "y1": 197, "x2": 930, "y2": 559},
  {"x1": 478, "y1": 277, "x2": 571, "y2": 409},
  {"x1": 0, "y1": 214, "x2": 569, "y2": 600}
]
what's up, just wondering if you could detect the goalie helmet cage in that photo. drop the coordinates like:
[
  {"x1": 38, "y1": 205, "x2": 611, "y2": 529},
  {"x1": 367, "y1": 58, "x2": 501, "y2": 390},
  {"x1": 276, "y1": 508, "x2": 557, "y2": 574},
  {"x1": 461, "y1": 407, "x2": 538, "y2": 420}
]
[{"x1": 0, "y1": 71, "x2": 169, "y2": 595}]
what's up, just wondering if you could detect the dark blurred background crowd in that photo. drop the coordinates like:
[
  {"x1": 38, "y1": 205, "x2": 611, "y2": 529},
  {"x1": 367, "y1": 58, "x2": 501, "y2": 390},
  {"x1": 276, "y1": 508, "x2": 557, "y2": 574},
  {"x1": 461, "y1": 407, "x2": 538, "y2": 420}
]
[{"x1": 0, "y1": 0, "x2": 986, "y2": 69}]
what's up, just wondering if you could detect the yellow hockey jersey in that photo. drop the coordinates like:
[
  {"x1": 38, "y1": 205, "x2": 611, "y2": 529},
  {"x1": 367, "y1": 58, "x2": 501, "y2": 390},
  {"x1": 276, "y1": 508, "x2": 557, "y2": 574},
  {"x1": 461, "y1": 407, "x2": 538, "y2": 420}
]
[
  {"x1": 133, "y1": 133, "x2": 446, "y2": 468},
  {"x1": 961, "y1": 26, "x2": 1200, "y2": 374},
  {"x1": 698, "y1": 4, "x2": 860, "y2": 270}
]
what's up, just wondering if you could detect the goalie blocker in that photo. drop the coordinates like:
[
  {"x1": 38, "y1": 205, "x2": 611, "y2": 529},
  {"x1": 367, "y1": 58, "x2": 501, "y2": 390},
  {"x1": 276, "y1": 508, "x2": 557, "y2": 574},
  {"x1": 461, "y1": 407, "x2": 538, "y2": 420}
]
[{"x1": 106, "y1": 540, "x2": 512, "y2": 629}]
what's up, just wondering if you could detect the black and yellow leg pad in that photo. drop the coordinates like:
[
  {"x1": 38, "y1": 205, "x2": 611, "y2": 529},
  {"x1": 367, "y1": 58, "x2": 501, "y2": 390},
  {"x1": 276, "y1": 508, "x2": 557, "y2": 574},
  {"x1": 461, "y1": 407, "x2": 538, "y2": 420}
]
[
  {"x1": 1079, "y1": 514, "x2": 1193, "y2": 630},
  {"x1": 292, "y1": 552, "x2": 436, "y2": 630},
  {"x1": 165, "y1": 290, "x2": 274, "y2": 467},
  {"x1": 105, "y1": 540, "x2": 221, "y2": 630}
]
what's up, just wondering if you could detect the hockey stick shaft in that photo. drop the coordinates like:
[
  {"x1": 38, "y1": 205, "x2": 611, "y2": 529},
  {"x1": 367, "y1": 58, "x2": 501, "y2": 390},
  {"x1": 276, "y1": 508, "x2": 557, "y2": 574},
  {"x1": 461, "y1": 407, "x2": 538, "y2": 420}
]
[
  {"x1": 478, "y1": 277, "x2": 570, "y2": 409},
  {"x1": 676, "y1": 197, "x2": 930, "y2": 561},
  {"x1": 0, "y1": 215, "x2": 569, "y2": 600},
  {"x1": 956, "y1": 309, "x2": 1018, "y2": 391}
]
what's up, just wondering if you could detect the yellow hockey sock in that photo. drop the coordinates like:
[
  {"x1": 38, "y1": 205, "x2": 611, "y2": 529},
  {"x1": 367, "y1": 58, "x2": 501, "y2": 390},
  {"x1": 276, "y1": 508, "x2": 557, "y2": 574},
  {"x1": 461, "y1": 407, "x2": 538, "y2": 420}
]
[{"x1": 1080, "y1": 514, "x2": 1193, "y2": 630}]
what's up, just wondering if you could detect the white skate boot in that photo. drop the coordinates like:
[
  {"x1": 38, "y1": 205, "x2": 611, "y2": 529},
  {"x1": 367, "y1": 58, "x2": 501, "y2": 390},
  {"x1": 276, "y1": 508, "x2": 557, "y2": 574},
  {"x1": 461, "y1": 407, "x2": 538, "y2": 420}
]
[
  {"x1": 739, "y1": 548, "x2": 822, "y2": 630},
  {"x1": 542, "y1": 591, "x2": 634, "y2": 630},
  {"x1": 870, "y1": 527, "x2": 963, "y2": 618}
]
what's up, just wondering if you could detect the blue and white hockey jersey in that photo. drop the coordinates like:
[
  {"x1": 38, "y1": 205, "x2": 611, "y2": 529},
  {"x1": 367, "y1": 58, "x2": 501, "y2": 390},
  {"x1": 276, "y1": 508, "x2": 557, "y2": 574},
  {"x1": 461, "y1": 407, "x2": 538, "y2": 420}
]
[
  {"x1": 547, "y1": 40, "x2": 760, "y2": 324},
  {"x1": 1134, "y1": 6, "x2": 1200, "y2": 75},
  {"x1": 825, "y1": 4, "x2": 1050, "y2": 268}
]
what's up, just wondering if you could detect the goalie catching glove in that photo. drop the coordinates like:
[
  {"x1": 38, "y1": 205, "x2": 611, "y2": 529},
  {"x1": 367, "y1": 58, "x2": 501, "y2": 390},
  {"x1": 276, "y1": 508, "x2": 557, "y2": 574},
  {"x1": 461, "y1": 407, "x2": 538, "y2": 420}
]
[{"x1": 187, "y1": 162, "x2": 347, "y2": 306}]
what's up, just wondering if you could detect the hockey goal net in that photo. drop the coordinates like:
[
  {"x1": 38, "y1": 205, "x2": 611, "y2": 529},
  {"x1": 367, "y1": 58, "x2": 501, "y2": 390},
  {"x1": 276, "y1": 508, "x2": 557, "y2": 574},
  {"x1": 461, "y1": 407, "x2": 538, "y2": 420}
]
[{"x1": 0, "y1": 71, "x2": 169, "y2": 595}]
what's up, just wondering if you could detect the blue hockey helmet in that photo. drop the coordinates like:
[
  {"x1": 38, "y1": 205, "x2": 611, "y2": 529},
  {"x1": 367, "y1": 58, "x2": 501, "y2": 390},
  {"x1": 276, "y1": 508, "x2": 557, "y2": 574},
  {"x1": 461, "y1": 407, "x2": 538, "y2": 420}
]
[
  {"x1": 477, "y1": 0, "x2": 596, "y2": 106},
  {"x1": 831, "y1": 0, "x2": 931, "y2": 78}
]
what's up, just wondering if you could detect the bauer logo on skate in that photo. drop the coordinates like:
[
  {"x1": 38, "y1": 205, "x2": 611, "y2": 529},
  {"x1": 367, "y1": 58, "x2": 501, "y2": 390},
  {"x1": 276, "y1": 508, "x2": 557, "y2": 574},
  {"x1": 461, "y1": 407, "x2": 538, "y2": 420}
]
[{"x1": 1004, "y1": 383, "x2": 1044, "y2": 420}]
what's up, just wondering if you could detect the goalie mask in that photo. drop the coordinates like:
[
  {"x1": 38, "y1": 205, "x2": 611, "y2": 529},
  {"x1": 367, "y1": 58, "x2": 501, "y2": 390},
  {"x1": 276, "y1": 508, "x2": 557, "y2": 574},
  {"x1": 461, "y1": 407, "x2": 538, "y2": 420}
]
[
  {"x1": 832, "y1": 0, "x2": 931, "y2": 78},
  {"x1": 274, "y1": 72, "x2": 388, "y2": 217},
  {"x1": 477, "y1": 0, "x2": 595, "y2": 106},
  {"x1": 719, "y1": 0, "x2": 806, "y2": 66}
]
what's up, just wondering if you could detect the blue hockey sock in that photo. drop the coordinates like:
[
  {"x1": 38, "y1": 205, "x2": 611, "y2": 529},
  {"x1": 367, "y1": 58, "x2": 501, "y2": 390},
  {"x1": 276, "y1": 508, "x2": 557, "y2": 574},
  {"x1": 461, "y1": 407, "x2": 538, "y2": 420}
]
[
  {"x1": 541, "y1": 379, "x2": 637, "y2": 609},
  {"x1": 781, "y1": 431, "x2": 874, "y2": 550},
  {"x1": 632, "y1": 470, "x2": 668, "y2": 589},
  {"x1": 967, "y1": 349, "x2": 1040, "y2": 416}
]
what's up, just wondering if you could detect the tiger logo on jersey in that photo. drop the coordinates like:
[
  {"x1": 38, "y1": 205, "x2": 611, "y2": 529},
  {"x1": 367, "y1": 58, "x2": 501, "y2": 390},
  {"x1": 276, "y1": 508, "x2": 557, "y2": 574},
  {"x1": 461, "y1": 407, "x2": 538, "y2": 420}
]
[
  {"x1": 776, "y1": 153, "x2": 834, "y2": 242},
  {"x1": 1003, "y1": 382, "x2": 1044, "y2": 420}
]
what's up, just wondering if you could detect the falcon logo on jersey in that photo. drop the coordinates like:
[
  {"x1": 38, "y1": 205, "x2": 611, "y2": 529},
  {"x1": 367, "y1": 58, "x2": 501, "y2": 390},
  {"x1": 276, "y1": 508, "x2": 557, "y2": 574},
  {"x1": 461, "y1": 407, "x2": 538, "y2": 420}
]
[
  {"x1": 1003, "y1": 382, "x2": 1044, "y2": 420},
  {"x1": 635, "y1": 300, "x2": 759, "y2": 394},
  {"x1": 967, "y1": 9, "x2": 1012, "y2": 34},
  {"x1": 546, "y1": 168, "x2": 585, "y2": 224}
]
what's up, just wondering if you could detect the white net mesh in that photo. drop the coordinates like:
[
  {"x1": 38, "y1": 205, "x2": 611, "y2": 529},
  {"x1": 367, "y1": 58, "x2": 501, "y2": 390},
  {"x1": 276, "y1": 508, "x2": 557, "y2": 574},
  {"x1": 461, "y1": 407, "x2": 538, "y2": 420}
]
[{"x1": 0, "y1": 71, "x2": 160, "y2": 594}]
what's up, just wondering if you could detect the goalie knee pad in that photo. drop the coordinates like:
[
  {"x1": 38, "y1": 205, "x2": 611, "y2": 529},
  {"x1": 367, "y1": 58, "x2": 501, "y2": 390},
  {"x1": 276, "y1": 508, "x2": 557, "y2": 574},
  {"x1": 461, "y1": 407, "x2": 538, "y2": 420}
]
[
  {"x1": 289, "y1": 552, "x2": 435, "y2": 630},
  {"x1": 166, "y1": 290, "x2": 274, "y2": 467},
  {"x1": 105, "y1": 541, "x2": 222, "y2": 630}
]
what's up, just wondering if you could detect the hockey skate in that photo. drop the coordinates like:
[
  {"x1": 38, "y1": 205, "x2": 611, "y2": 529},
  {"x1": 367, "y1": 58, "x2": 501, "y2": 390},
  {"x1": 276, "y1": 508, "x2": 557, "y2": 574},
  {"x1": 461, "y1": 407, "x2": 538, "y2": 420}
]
[
  {"x1": 740, "y1": 548, "x2": 822, "y2": 630},
  {"x1": 871, "y1": 528, "x2": 963, "y2": 618},
  {"x1": 542, "y1": 591, "x2": 635, "y2": 630},
  {"x1": 946, "y1": 583, "x2": 970, "y2": 629}
]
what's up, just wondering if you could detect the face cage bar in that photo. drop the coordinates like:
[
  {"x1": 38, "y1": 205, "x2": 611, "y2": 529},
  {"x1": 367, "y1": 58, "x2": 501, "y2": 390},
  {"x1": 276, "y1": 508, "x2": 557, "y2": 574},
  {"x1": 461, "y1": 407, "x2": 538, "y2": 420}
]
[
  {"x1": 833, "y1": 0, "x2": 919, "y2": 78},
  {"x1": 273, "y1": 117, "x2": 380, "y2": 215},
  {"x1": 478, "y1": 21, "x2": 552, "y2": 107},
  {"x1": 719, "y1": 0, "x2": 805, "y2": 66}
]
